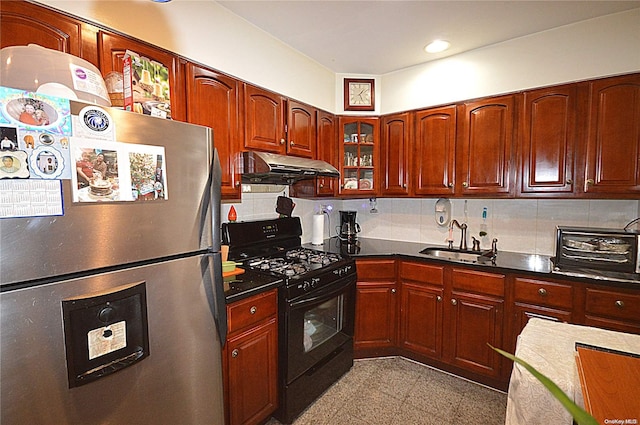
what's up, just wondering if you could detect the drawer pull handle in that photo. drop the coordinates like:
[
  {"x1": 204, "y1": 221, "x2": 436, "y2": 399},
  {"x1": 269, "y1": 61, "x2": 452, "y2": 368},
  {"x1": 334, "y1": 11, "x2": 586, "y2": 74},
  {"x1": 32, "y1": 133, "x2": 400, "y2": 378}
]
[
  {"x1": 250, "y1": 306, "x2": 257, "y2": 314},
  {"x1": 615, "y1": 300, "x2": 625, "y2": 309},
  {"x1": 538, "y1": 288, "x2": 547, "y2": 297},
  {"x1": 451, "y1": 298, "x2": 457, "y2": 306},
  {"x1": 232, "y1": 349, "x2": 239, "y2": 358}
]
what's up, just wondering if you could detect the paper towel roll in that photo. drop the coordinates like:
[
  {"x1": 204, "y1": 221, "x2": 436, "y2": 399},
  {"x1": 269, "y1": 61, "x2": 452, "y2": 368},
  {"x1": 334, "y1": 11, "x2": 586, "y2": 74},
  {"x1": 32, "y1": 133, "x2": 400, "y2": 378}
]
[{"x1": 311, "y1": 214, "x2": 324, "y2": 245}]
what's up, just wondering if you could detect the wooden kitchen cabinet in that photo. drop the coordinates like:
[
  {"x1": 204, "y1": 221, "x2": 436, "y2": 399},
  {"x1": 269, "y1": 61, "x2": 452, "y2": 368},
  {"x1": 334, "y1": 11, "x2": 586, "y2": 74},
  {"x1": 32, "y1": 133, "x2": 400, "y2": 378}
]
[
  {"x1": 243, "y1": 84, "x2": 287, "y2": 155},
  {"x1": 380, "y1": 112, "x2": 411, "y2": 196},
  {"x1": 456, "y1": 95, "x2": 518, "y2": 196},
  {"x1": 354, "y1": 259, "x2": 397, "y2": 356},
  {"x1": 97, "y1": 31, "x2": 186, "y2": 121},
  {"x1": 398, "y1": 261, "x2": 445, "y2": 358},
  {"x1": 0, "y1": 0, "x2": 99, "y2": 65},
  {"x1": 290, "y1": 110, "x2": 338, "y2": 198},
  {"x1": 583, "y1": 286, "x2": 640, "y2": 334},
  {"x1": 244, "y1": 84, "x2": 319, "y2": 158},
  {"x1": 518, "y1": 84, "x2": 580, "y2": 196},
  {"x1": 224, "y1": 290, "x2": 278, "y2": 425},
  {"x1": 186, "y1": 63, "x2": 242, "y2": 199},
  {"x1": 287, "y1": 100, "x2": 317, "y2": 159},
  {"x1": 412, "y1": 105, "x2": 457, "y2": 196},
  {"x1": 509, "y1": 276, "x2": 574, "y2": 352},
  {"x1": 583, "y1": 73, "x2": 640, "y2": 196},
  {"x1": 339, "y1": 117, "x2": 379, "y2": 195},
  {"x1": 445, "y1": 268, "x2": 506, "y2": 380}
]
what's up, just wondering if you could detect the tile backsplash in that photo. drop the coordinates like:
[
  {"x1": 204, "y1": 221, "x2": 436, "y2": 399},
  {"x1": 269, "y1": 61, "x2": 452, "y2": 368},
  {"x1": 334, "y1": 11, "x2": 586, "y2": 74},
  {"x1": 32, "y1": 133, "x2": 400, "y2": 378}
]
[{"x1": 222, "y1": 189, "x2": 639, "y2": 256}]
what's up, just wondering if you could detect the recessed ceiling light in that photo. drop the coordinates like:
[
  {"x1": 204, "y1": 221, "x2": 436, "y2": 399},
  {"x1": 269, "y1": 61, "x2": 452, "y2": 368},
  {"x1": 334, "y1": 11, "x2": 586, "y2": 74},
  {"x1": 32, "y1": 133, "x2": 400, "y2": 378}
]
[
  {"x1": 151, "y1": 0, "x2": 172, "y2": 2},
  {"x1": 425, "y1": 40, "x2": 450, "y2": 54}
]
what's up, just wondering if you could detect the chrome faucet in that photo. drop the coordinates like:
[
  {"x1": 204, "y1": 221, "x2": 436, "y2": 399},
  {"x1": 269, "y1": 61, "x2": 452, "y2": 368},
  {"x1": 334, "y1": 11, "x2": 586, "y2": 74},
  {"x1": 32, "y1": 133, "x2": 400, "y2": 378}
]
[{"x1": 449, "y1": 219, "x2": 468, "y2": 251}]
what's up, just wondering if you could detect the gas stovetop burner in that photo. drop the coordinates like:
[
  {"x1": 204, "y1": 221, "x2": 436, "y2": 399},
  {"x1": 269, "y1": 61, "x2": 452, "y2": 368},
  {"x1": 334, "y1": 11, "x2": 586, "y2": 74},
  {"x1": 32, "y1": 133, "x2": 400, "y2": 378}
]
[
  {"x1": 285, "y1": 248, "x2": 342, "y2": 265},
  {"x1": 244, "y1": 248, "x2": 345, "y2": 280}
]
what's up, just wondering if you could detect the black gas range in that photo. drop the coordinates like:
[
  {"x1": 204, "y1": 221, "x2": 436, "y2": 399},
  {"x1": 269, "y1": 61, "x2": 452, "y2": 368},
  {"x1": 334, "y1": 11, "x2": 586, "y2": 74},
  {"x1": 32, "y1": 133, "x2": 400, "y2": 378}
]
[
  {"x1": 222, "y1": 217, "x2": 355, "y2": 299},
  {"x1": 222, "y1": 217, "x2": 356, "y2": 424}
]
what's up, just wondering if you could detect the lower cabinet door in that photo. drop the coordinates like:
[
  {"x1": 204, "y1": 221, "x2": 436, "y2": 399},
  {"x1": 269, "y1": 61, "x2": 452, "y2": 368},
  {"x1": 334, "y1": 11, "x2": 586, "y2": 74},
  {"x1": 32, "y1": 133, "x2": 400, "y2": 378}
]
[
  {"x1": 399, "y1": 281, "x2": 443, "y2": 358},
  {"x1": 354, "y1": 282, "x2": 397, "y2": 350},
  {"x1": 445, "y1": 291, "x2": 504, "y2": 379},
  {"x1": 227, "y1": 318, "x2": 278, "y2": 425}
]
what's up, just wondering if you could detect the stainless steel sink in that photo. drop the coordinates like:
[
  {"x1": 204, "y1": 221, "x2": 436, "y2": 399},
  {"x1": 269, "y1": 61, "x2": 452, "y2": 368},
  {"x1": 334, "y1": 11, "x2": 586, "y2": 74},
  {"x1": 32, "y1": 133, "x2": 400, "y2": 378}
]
[{"x1": 419, "y1": 247, "x2": 481, "y2": 263}]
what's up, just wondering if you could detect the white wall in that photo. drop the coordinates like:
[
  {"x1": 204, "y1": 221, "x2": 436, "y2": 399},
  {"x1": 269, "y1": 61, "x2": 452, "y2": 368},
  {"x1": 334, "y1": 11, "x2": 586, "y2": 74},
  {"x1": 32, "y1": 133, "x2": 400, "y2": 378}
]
[
  {"x1": 381, "y1": 9, "x2": 640, "y2": 114},
  {"x1": 36, "y1": 0, "x2": 337, "y2": 112},
  {"x1": 36, "y1": 2, "x2": 640, "y2": 115}
]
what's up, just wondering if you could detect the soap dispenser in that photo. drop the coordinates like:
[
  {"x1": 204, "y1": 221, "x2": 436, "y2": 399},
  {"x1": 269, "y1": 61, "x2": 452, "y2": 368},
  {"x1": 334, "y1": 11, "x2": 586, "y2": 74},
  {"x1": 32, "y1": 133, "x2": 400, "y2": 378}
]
[{"x1": 435, "y1": 198, "x2": 451, "y2": 227}]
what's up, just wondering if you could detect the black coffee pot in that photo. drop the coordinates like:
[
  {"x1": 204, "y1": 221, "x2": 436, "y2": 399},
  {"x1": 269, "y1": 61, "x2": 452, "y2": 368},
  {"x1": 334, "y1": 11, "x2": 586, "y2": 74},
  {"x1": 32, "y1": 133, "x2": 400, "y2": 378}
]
[{"x1": 337, "y1": 210, "x2": 361, "y2": 243}]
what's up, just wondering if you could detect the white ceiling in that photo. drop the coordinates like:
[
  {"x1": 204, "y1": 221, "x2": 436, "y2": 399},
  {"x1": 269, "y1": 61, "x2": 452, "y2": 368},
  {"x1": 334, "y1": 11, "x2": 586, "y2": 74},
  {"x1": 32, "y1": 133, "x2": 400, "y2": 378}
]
[{"x1": 216, "y1": 1, "x2": 640, "y2": 75}]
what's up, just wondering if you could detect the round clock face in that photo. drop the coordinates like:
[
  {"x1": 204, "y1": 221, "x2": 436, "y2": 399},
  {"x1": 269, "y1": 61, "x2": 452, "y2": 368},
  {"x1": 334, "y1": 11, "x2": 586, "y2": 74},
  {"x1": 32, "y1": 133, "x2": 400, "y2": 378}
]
[{"x1": 349, "y1": 83, "x2": 372, "y2": 106}]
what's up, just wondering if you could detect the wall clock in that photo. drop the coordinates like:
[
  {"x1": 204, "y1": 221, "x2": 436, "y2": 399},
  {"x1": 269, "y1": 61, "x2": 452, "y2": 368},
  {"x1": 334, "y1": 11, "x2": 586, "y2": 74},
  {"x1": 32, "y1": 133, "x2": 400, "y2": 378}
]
[{"x1": 344, "y1": 78, "x2": 375, "y2": 111}]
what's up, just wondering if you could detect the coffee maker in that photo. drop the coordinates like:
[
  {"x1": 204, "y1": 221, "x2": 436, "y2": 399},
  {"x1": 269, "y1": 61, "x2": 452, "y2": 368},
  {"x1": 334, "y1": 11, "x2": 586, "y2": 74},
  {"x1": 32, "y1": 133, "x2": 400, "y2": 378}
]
[{"x1": 337, "y1": 210, "x2": 361, "y2": 244}]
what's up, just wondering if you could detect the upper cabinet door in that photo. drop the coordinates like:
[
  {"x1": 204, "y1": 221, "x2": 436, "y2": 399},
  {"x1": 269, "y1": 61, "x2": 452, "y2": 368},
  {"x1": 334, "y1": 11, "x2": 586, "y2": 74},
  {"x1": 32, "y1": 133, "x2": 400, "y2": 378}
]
[
  {"x1": 243, "y1": 84, "x2": 286, "y2": 155},
  {"x1": 380, "y1": 112, "x2": 411, "y2": 196},
  {"x1": 0, "y1": 1, "x2": 98, "y2": 65},
  {"x1": 413, "y1": 105, "x2": 457, "y2": 196},
  {"x1": 186, "y1": 64, "x2": 242, "y2": 200},
  {"x1": 519, "y1": 84, "x2": 578, "y2": 196},
  {"x1": 97, "y1": 31, "x2": 186, "y2": 121},
  {"x1": 287, "y1": 100, "x2": 317, "y2": 158},
  {"x1": 457, "y1": 95, "x2": 517, "y2": 196},
  {"x1": 584, "y1": 74, "x2": 640, "y2": 196},
  {"x1": 316, "y1": 110, "x2": 338, "y2": 196}
]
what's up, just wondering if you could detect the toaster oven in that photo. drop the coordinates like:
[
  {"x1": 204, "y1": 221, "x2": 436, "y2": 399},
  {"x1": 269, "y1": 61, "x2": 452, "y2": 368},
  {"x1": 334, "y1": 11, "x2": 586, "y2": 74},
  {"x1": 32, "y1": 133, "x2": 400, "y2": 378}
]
[{"x1": 553, "y1": 226, "x2": 640, "y2": 279}]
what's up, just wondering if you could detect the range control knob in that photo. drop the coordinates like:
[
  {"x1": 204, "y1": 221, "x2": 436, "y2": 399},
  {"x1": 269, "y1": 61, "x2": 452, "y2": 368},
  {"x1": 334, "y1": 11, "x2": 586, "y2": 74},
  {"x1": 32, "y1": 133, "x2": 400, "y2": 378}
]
[
  {"x1": 303, "y1": 281, "x2": 311, "y2": 291},
  {"x1": 311, "y1": 277, "x2": 320, "y2": 288}
]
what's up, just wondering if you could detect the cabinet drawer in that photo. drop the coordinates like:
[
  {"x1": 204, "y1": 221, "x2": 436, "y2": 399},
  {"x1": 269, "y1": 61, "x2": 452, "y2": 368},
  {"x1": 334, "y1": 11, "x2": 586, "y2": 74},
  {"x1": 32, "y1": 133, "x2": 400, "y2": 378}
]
[
  {"x1": 356, "y1": 259, "x2": 396, "y2": 280},
  {"x1": 400, "y1": 262, "x2": 444, "y2": 286},
  {"x1": 227, "y1": 289, "x2": 277, "y2": 335},
  {"x1": 452, "y1": 268, "x2": 505, "y2": 297},
  {"x1": 585, "y1": 288, "x2": 640, "y2": 322},
  {"x1": 514, "y1": 278, "x2": 573, "y2": 309}
]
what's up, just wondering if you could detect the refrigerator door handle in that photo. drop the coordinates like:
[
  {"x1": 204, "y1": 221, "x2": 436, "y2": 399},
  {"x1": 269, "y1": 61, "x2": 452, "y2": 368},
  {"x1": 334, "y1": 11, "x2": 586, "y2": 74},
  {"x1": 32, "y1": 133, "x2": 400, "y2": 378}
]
[
  {"x1": 210, "y1": 148, "x2": 222, "y2": 253},
  {"x1": 204, "y1": 252, "x2": 227, "y2": 345}
]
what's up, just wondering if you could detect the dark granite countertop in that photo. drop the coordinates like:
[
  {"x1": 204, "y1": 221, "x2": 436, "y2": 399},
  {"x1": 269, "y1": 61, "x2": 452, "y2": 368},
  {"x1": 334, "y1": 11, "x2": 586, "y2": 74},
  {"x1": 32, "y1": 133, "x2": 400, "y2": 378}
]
[
  {"x1": 303, "y1": 237, "x2": 640, "y2": 286},
  {"x1": 224, "y1": 268, "x2": 283, "y2": 303}
]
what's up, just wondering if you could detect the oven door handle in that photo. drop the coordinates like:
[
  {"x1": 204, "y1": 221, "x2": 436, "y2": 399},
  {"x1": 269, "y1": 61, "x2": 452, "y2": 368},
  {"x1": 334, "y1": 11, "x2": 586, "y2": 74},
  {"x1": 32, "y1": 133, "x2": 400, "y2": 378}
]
[{"x1": 288, "y1": 278, "x2": 354, "y2": 309}]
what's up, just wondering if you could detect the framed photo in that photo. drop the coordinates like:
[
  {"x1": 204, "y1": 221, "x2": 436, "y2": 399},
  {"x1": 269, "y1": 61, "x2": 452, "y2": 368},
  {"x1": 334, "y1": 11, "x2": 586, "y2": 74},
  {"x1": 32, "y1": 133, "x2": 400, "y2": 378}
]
[
  {"x1": 343, "y1": 78, "x2": 375, "y2": 111},
  {"x1": 0, "y1": 150, "x2": 29, "y2": 179}
]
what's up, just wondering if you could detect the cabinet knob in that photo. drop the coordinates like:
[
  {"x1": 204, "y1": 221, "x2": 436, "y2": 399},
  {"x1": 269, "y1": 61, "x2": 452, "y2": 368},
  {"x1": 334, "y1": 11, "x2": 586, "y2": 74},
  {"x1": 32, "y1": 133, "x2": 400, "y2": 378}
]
[
  {"x1": 232, "y1": 349, "x2": 239, "y2": 358},
  {"x1": 319, "y1": 183, "x2": 324, "y2": 188},
  {"x1": 451, "y1": 298, "x2": 457, "y2": 306},
  {"x1": 615, "y1": 300, "x2": 625, "y2": 309},
  {"x1": 566, "y1": 179, "x2": 573, "y2": 184},
  {"x1": 235, "y1": 182, "x2": 241, "y2": 188},
  {"x1": 391, "y1": 288, "x2": 396, "y2": 294},
  {"x1": 290, "y1": 140, "x2": 295, "y2": 147},
  {"x1": 403, "y1": 183, "x2": 407, "y2": 188},
  {"x1": 448, "y1": 183, "x2": 454, "y2": 188},
  {"x1": 538, "y1": 288, "x2": 547, "y2": 297},
  {"x1": 436, "y1": 295, "x2": 442, "y2": 302},
  {"x1": 586, "y1": 178, "x2": 595, "y2": 185},
  {"x1": 250, "y1": 306, "x2": 257, "y2": 314},
  {"x1": 462, "y1": 182, "x2": 468, "y2": 188},
  {"x1": 280, "y1": 138, "x2": 286, "y2": 145}
]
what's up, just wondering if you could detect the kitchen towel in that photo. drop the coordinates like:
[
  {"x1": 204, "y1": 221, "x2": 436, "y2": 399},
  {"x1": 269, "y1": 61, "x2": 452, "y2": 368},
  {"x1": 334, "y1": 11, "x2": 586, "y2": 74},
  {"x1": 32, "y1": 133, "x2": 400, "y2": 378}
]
[{"x1": 312, "y1": 214, "x2": 324, "y2": 245}]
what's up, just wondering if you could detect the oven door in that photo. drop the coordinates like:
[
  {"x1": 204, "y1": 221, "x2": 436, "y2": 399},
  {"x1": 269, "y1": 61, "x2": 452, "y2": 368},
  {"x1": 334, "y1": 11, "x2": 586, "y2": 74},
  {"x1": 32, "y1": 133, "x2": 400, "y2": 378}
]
[{"x1": 283, "y1": 274, "x2": 355, "y2": 383}]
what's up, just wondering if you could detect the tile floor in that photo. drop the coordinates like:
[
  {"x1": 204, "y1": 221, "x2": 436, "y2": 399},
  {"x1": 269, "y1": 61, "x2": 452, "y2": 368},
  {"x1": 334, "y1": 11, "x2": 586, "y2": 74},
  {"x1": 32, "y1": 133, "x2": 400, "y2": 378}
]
[{"x1": 266, "y1": 356, "x2": 507, "y2": 425}]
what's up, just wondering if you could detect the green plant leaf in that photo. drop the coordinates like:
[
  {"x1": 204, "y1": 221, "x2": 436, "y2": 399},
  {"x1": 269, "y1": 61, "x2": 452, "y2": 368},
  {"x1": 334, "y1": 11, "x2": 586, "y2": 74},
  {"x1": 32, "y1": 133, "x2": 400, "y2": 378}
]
[{"x1": 489, "y1": 345, "x2": 599, "y2": 425}]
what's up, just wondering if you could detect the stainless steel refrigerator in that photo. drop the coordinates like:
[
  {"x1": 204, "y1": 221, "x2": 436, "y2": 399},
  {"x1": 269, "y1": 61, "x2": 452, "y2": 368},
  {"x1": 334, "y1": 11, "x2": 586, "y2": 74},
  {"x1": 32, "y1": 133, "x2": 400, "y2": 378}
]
[{"x1": 0, "y1": 102, "x2": 226, "y2": 424}]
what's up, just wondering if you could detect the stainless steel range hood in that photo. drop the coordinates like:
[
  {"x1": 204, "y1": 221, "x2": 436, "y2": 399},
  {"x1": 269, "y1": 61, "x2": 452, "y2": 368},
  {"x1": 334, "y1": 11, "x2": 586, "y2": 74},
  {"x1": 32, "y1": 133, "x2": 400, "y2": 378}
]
[{"x1": 241, "y1": 151, "x2": 340, "y2": 185}]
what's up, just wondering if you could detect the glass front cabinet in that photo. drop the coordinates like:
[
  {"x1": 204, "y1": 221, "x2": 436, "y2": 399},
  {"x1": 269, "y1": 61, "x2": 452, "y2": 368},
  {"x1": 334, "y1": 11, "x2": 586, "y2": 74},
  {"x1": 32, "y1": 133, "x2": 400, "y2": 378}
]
[{"x1": 339, "y1": 117, "x2": 379, "y2": 195}]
